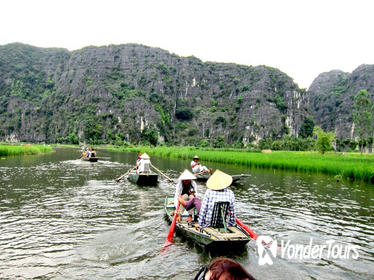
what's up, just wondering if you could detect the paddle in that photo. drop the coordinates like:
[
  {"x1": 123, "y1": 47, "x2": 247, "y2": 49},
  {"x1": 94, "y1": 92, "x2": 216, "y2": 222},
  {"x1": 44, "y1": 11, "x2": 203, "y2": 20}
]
[
  {"x1": 150, "y1": 163, "x2": 174, "y2": 183},
  {"x1": 162, "y1": 201, "x2": 180, "y2": 249},
  {"x1": 235, "y1": 218, "x2": 259, "y2": 240},
  {"x1": 115, "y1": 167, "x2": 135, "y2": 182}
]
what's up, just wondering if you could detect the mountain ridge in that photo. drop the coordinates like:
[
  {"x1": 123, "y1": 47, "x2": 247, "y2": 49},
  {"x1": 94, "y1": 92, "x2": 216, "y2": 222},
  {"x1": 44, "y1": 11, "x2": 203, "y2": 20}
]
[{"x1": 0, "y1": 42, "x2": 372, "y2": 145}]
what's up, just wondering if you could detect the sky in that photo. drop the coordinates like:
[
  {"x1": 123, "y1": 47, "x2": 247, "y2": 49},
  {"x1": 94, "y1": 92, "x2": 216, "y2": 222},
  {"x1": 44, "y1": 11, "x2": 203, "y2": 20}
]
[{"x1": 1, "y1": 0, "x2": 374, "y2": 89}]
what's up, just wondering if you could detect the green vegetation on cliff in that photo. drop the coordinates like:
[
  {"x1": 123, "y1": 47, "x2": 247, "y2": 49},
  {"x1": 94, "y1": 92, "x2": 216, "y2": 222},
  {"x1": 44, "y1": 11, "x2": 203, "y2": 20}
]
[{"x1": 0, "y1": 43, "x2": 309, "y2": 145}]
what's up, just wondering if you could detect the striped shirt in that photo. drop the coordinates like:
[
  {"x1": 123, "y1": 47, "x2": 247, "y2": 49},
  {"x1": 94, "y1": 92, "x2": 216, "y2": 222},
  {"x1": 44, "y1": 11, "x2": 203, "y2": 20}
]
[{"x1": 198, "y1": 188, "x2": 236, "y2": 228}]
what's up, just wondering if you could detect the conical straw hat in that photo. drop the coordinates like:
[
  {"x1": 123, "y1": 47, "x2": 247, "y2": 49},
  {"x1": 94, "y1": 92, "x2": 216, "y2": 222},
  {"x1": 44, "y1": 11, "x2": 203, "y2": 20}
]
[
  {"x1": 140, "y1": 153, "x2": 150, "y2": 159},
  {"x1": 178, "y1": 169, "x2": 197, "y2": 181},
  {"x1": 206, "y1": 169, "x2": 232, "y2": 190}
]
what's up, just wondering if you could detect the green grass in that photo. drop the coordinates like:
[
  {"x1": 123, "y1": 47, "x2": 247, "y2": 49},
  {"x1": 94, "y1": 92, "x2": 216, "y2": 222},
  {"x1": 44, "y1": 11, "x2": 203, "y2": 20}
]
[
  {"x1": 0, "y1": 144, "x2": 53, "y2": 157},
  {"x1": 107, "y1": 146, "x2": 374, "y2": 184}
]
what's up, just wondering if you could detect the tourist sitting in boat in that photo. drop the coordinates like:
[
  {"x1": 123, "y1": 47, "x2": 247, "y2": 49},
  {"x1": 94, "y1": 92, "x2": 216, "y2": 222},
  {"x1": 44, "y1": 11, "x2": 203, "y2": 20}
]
[
  {"x1": 137, "y1": 153, "x2": 151, "y2": 174},
  {"x1": 193, "y1": 257, "x2": 256, "y2": 280},
  {"x1": 191, "y1": 155, "x2": 212, "y2": 175},
  {"x1": 85, "y1": 148, "x2": 91, "y2": 158},
  {"x1": 174, "y1": 170, "x2": 199, "y2": 222},
  {"x1": 196, "y1": 170, "x2": 236, "y2": 230},
  {"x1": 90, "y1": 148, "x2": 96, "y2": 158},
  {"x1": 178, "y1": 194, "x2": 202, "y2": 222},
  {"x1": 135, "y1": 153, "x2": 142, "y2": 172}
]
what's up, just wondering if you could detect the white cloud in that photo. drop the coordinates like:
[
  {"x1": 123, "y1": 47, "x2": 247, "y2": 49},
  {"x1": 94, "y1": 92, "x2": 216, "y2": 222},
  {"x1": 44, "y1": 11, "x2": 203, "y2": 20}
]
[{"x1": 1, "y1": 0, "x2": 373, "y2": 88}]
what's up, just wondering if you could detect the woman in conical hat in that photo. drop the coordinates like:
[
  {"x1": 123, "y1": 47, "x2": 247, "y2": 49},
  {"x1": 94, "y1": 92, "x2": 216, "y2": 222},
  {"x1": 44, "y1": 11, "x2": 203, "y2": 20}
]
[
  {"x1": 197, "y1": 170, "x2": 236, "y2": 229},
  {"x1": 137, "y1": 153, "x2": 151, "y2": 173},
  {"x1": 174, "y1": 169, "x2": 200, "y2": 222}
]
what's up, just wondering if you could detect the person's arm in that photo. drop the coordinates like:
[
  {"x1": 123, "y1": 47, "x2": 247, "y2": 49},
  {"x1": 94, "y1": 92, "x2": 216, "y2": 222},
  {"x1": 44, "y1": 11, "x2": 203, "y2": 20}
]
[
  {"x1": 191, "y1": 161, "x2": 200, "y2": 168},
  {"x1": 174, "y1": 182, "x2": 182, "y2": 208},
  {"x1": 228, "y1": 191, "x2": 236, "y2": 226},
  {"x1": 192, "y1": 180, "x2": 198, "y2": 198},
  {"x1": 198, "y1": 190, "x2": 209, "y2": 228}
]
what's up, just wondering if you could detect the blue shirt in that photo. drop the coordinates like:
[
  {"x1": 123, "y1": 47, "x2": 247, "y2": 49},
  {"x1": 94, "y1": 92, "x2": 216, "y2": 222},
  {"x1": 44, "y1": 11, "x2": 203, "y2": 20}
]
[{"x1": 198, "y1": 188, "x2": 236, "y2": 228}]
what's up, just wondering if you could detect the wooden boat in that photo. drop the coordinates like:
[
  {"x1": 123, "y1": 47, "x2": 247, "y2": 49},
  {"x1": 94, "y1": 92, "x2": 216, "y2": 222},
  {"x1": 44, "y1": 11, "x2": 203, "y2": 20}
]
[
  {"x1": 81, "y1": 157, "x2": 98, "y2": 162},
  {"x1": 164, "y1": 197, "x2": 251, "y2": 248},
  {"x1": 127, "y1": 170, "x2": 158, "y2": 186},
  {"x1": 195, "y1": 173, "x2": 249, "y2": 185}
]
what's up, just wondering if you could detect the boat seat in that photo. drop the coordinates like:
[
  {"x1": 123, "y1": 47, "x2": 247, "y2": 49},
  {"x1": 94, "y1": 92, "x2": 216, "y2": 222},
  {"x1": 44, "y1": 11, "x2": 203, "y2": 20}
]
[
  {"x1": 210, "y1": 201, "x2": 230, "y2": 232},
  {"x1": 203, "y1": 226, "x2": 246, "y2": 238}
]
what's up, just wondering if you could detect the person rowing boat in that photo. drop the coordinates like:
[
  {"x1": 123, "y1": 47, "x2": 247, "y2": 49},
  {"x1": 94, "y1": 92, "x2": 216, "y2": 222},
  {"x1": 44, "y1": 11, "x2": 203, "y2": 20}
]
[{"x1": 173, "y1": 170, "x2": 200, "y2": 223}]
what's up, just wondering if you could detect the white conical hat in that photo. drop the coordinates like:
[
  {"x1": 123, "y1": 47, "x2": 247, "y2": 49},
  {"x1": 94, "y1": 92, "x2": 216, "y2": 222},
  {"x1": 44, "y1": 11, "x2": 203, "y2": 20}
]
[
  {"x1": 178, "y1": 169, "x2": 197, "y2": 181},
  {"x1": 206, "y1": 169, "x2": 232, "y2": 190},
  {"x1": 140, "y1": 153, "x2": 150, "y2": 159}
]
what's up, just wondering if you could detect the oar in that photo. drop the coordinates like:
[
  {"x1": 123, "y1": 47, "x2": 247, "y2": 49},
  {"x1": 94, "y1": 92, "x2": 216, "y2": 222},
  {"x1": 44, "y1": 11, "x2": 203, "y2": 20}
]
[
  {"x1": 150, "y1": 163, "x2": 174, "y2": 182},
  {"x1": 115, "y1": 167, "x2": 135, "y2": 182},
  {"x1": 163, "y1": 201, "x2": 180, "y2": 249},
  {"x1": 235, "y1": 218, "x2": 259, "y2": 240}
]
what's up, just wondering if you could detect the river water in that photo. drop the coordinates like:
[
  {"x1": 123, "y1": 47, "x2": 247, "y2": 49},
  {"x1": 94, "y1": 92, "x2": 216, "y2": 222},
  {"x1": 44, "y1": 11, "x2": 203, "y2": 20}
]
[{"x1": 0, "y1": 147, "x2": 373, "y2": 279}]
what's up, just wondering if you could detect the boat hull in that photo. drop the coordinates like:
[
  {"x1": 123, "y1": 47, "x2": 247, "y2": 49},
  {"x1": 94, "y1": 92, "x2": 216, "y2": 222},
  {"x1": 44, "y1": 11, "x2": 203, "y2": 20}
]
[
  {"x1": 164, "y1": 197, "x2": 250, "y2": 248},
  {"x1": 128, "y1": 172, "x2": 158, "y2": 186},
  {"x1": 82, "y1": 157, "x2": 98, "y2": 162}
]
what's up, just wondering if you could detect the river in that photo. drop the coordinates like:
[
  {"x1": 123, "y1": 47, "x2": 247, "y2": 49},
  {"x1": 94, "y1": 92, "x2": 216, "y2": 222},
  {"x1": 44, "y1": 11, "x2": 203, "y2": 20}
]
[{"x1": 0, "y1": 147, "x2": 373, "y2": 279}]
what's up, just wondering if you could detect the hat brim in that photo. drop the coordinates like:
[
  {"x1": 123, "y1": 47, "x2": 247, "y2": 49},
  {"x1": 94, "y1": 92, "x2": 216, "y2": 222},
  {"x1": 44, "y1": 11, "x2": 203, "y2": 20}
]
[
  {"x1": 206, "y1": 170, "x2": 232, "y2": 190},
  {"x1": 178, "y1": 169, "x2": 197, "y2": 180},
  {"x1": 140, "y1": 152, "x2": 150, "y2": 159}
]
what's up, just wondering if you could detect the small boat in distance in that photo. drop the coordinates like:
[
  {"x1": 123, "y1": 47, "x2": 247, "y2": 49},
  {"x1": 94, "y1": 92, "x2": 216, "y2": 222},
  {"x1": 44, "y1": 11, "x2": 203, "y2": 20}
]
[
  {"x1": 128, "y1": 169, "x2": 158, "y2": 186},
  {"x1": 164, "y1": 197, "x2": 250, "y2": 248}
]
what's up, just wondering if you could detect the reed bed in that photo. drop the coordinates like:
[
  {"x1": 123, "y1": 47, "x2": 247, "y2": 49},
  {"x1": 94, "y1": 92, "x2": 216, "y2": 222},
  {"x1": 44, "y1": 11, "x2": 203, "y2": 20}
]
[
  {"x1": 0, "y1": 144, "x2": 53, "y2": 157},
  {"x1": 111, "y1": 146, "x2": 374, "y2": 184}
]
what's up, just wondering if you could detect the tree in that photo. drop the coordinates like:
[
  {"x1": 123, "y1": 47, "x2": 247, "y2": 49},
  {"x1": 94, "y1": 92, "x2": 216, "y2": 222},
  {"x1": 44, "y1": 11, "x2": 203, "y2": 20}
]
[
  {"x1": 213, "y1": 136, "x2": 225, "y2": 148},
  {"x1": 299, "y1": 117, "x2": 315, "y2": 138},
  {"x1": 353, "y1": 90, "x2": 373, "y2": 152},
  {"x1": 141, "y1": 128, "x2": 158, "y2": 146},
  {"x1": 313, "y1": 126, "x2": 335, "y2": 154},
  {"x1": 175, "y1": 107, "x2": 193, "y2": 120}
]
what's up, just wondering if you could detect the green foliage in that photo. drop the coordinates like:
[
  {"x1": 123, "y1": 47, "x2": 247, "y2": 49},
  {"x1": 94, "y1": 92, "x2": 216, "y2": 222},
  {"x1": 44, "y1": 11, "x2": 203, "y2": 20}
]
[
  {"x1": 273, "y1": 93, "x2": 287, "y2": 113},
  {"x1": 175, "y1": 107, "x2": 193, "y2": 121},
  {"x1": 156, "y1": 62, "x2": 169, "y2": 76},
  {"x1": 214, "y1": 116, "x2": 226, "y2": 127},
  {"x1": 141, "y1": 128, "x2": 158, "y2": 146},
  {"x1": 56, "y1": 132, "x2": 79, "y2": 144},
  {"x1": 353, "y1": 90, "x2": 373, "y2": 151},
  {"x1": 299, "y1": 117, "x2": 315, "y2": 138},
  {"x1": 313, "y1": 126, "x2": 335, "y2": 154},
  {"x1": 336, "y1": 138, "x2": 358, "y2": 152},
  {"x1": 0, "y1": 144, "x2": 53, "y2": 157},
  {"x1": 213, "y1": 136, "x2": 225, "y2": 148},
  {"x1": 271, "y1": 136, "x2": 315, "y2": 151},
  {"x1": 198, "y1": 138, "x2": 210, "y2": 148},
  {"x1": 84, "y1": 118, "x2": 104, "y2": 144}
]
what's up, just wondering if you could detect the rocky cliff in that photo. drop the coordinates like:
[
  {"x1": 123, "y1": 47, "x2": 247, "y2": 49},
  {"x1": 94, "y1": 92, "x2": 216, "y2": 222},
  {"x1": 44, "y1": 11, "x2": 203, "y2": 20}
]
[
  {"x1": 308, "y1": 65, "x2": 374, "y2": 139},
  {"x1": 0, "y1": 43, "x2": 311, "y2": 144}
]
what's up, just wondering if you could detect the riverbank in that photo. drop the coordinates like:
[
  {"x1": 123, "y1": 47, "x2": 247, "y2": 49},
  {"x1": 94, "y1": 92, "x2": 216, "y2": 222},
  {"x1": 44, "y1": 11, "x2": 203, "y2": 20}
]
[
  {"x1": 0, "y1": 144, "x2": 53, "y2": 157},
  {"x1": 107, "y1": 146, "x2": 374, "y2": 184}
]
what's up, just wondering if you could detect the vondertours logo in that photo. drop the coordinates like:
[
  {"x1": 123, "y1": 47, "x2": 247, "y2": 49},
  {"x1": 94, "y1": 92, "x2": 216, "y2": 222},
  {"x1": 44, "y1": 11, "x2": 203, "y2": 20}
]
[{"x1": 256, "y1": 236, "x2": 360, "y2": 265}]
